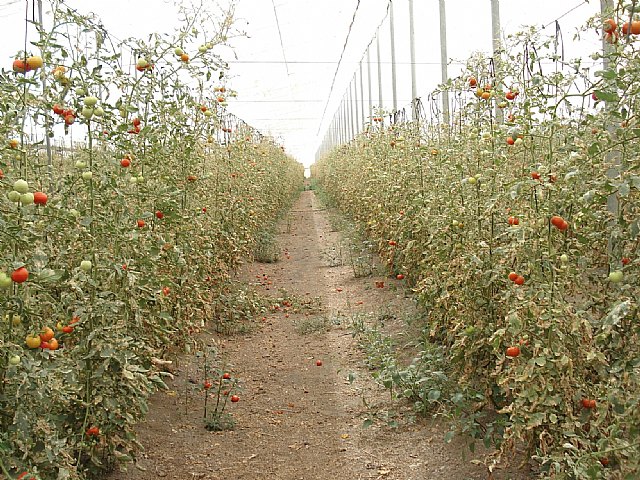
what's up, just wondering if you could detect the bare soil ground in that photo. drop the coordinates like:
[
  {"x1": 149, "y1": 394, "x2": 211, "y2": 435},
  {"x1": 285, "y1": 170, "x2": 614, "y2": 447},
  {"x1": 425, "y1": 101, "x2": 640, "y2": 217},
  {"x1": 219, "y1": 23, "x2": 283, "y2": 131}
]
[{"x1": 104, "y1": 190, "x2": 532, "y2": 480}]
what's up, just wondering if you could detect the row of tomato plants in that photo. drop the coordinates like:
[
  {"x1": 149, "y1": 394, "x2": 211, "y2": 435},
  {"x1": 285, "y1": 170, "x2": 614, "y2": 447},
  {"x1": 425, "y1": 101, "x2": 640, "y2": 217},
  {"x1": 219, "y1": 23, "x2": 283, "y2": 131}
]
[
  {"x1": 314, "y1": 8, "x2": 639, "y2": 480},
  {"x1": 0, "y1": 1, "x2": 303, "y2": 479}
]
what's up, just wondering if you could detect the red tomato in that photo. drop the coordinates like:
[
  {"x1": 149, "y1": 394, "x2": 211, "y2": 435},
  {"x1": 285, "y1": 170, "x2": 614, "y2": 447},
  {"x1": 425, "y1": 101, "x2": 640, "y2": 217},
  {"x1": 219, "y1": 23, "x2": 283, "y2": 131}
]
[
  {"x1": 508, "y1": 216, "x2": 519, "y2": 226},
  {"x1": 120, "y1": 158, "x2": 131, "y2": 168},
  {"x1": 316, "y1": 360, "x2": 323, "y2": 366},
  {"x1": 514, "y1": 276, "x2": 525, "y2": 285},
  {"x1": 62, "y1": 325, "x2": 74, "y2": 334},
  {"x1": 581, "y1": 398, "x2": 596, "y2": 409},
  {"x1": 132, "y1": 117, "x2": 141, "y2": 127},
  {"x1": 230, "y1": 395, "x2": 240, "y2": 403},
  {"x1": 33, "y1": 191, "x2": 48, "y2": 205},
  {"x1": 52, "y1": 104, "x2": 64, "y2": 115},
  {"x1": 508, "y1": 272, "x2": 518, "y2": 282},
  {"x1": 506, "y1": 136, "x2": 515, "y2": 145},
  {"x1": 396, "y1": 274, "x2": 405, "y2": 280},
  {"x1": 222, "y1": 372, "x2": 231, "y2": 380},
  {"x1": 203, "y1": 381, "x2": 212, "y2": 390},
  {"x1": 137, "y1": 219, "x2": 145, "y2": 228},
  {"x1": 155, "y1": 210, "x2": 164, "y2": 219},
  {"x1": 506, "y1": 346, "x2": 520, "y2": 357},
  {"x1": 86, "y1": 426, "x2": 100, "y2": 437},
  {"x1": 622, "y1": 257, "x2": 631, "y2": 265},
  {"x1": 531, "y1": 172, "x2": 541, "y2": 180},
  {"x1": 11, "y1": 267, "x2": 29, "y2": 283}
]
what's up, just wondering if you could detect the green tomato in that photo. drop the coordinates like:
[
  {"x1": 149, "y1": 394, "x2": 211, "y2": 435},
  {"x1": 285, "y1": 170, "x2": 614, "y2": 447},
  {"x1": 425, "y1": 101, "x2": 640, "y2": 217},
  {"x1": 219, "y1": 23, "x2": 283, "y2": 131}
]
[
  {"x1": 129, "y1": 177, "x2": 138, "y2": 184},
  {"x1": 82, "y1": 171, "x2": 93, "y2": 181},
  {"x1": 467, "y1": 176, "x2": 477, "y2": 185},
  {"x1": 13, "y1": 179, "x2": 28, "y2": 193},
  {"x1": 204, "y1": 110, "x2": 213, "y2": 117},
  {"x1": 9, "y1": 355, "x2": 20, "y2": 366},
  {"x1": 93, "y1": 106, "x2": 105, "y2": 117},
  {"x1": 80, "y1": 260, "x2": 92, "y2": 271},
  {"x1": 69, "y1": 209, "x2": 80, "y2": 218},
  {"x1": 560, "y1": 254, "x2": 569, "y2": 263},
  {"x1": 20, "y1": 192, "x2": 34, "y2": 205},
  {"x1": 0, "y1": 272, "x2": 12, "y2": 288},
  {"x1": 137, "y1": 176, "x2": 144, "y2": 183},
  {"x1": 174, "y1": 47, "x2": 184, "y2": 56},
  {"x1": 7, "y1": 191, "x2": 21, "y2": 202},
  {"x1": 608, "y1": 271, "x2": 624, "y2": 283},
  {"x1": 198, "y1": 45, "x2": 207, "y2": 53},
  {"x1": 83, "y1": 96, "x2": 98, "y2": 107},
  {"x1": 75, "y1": 160, "x2": 86, "y2": 169},
  {"x1": 136, "y1": 58, "x2": 149, "y2": 68},
  {"x1": 75, "y1": 87, "x2": 86, "y2": 96},
  {"x1": 81, "y1": 107, "x2": 94, "y2": 119}
]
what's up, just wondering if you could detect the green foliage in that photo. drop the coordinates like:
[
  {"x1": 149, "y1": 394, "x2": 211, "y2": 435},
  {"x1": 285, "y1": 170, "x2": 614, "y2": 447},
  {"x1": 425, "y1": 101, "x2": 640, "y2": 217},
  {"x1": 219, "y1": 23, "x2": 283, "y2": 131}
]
[
  {"x1": 317, "y1": 8, "x2": 640, "y2": 478},
  {"x1": 0, "y1": 1, "x2": 303, "y2": 478}
]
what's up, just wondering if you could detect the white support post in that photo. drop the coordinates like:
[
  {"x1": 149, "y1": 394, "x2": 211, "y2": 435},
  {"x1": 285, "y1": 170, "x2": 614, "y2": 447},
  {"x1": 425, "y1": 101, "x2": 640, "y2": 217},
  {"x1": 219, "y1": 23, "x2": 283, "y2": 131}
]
[{"x1": 438, "y1": 0, "x2": 450, "y2": 125}]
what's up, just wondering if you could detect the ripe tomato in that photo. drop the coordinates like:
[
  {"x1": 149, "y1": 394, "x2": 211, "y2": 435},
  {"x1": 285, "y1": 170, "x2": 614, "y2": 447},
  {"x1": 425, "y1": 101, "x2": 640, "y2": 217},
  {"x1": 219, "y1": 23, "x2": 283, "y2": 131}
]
[
  {"x1": 514, "y1": 276, "x2": 525, "y2": 285},
  {"x1": 468, "y1": 76, "x2": 477, "y2": 88},
  {"x1": 506, "y1": 136, "x2": 515, "y2": 145},
  {"x1": 40, "y1": 326, "x2": 54, "y2": 342},
  {"x1": 316, "y1": 360, "x2": 323, "y2": 366},
  {"x1": 230, "y1": 395, "x2": 240, "y2": 403},
  {"x1": 203, "y1": 381, "x2": 212, "y2": 390},
  {"x1": 603, "y1": 18, "x2": 617, "y2": 33},
  {"x1": 622, "y1": 257, "x2": 631, "y2": 265},
  {"x1": 155, "y1": 210, "x2": 164, "y2": 219},
  {"x1": 581, "y1": 398, "x2": 596, "y2": 409},
  {"x1": 396, "y1": 274, "x2": 405, "y2": 280},
  {"x1": 508, "y1": 216, "x2": 519, "y2": 226},
  {"x1": 622, "y1": 21, "x2": 640, "y2": 35},
  {"x1": 222, "y1": 372, "x2": 231, "y2": 380},
  {"x1": 33, "y1": 191, "x2": 48, "y2": 205},
  {"x1": 48, "y1": 338, "x2": 59, "y2": 350},
  {"x1": 505, "y1": 91, "x2": 517, "y2": 101},
  {"x1": 120, "y1": 158, "x2": 131, "y2": 167},
  {"x1": 12, "y1": 59, "x2": 30, "y2": 73},
  {"x1": 162, "y1": 286, "x2": 170, "y2": 296},
  {"x1": 86, "y1": 426, "x2": 100, "y2": 437},
  {"x1": 132, "y1": 117, "x2": 141, "y2": 127},
  {"x1": 137, "y1": 219, "x2": 146, "y2": 228},
  {"x1": 388, "y1": 240, "x2": 397, "y2": 246},
  {"x1": 11, "y1": 267, "x2": 29, "y2": 283},
  {"x1": 64, "y1": 114, "x2": 75, "y2": 125},
  {"x1": 506, "y1": 346, "x2": 521, "y2": 357},
  {"x1": 530, "y1": 172, "x2": 541, "y2": 180},
  {"x1": 551, "y1": 215, "x2": 565, "y2": 228},
  {"x1": 180, "y1": 53, "x2": 190, "y2": 62},
  {"x1": 508, "y1": 272, "x2": 518, "y2": 282},
  {"x1": 62, "y1": 325, "x2": 74, "y2": 333}
]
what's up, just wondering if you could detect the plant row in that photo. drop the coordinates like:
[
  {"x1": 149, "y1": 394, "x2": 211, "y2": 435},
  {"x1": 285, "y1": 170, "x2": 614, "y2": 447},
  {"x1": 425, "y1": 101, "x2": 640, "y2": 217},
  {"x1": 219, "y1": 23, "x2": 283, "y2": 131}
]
[{"x1": 314, "y1": 8, "x2": 639, "y2": 480}]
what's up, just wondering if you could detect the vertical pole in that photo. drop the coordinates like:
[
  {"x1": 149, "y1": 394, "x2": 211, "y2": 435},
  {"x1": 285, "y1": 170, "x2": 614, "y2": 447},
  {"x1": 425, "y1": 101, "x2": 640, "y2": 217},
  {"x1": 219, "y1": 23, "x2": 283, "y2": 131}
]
[
  {"x1": 359, "y1": 59, "x2": 365, "y2": 129},
  {"x1": 601, "y1": 0, "x2": 619, "y2": 246},
  {"x1": 37, "y1": 0, "x2": 54, "y2": 190},
  {"x1": 350, "y1": 79, "x2": 356, "y2": 140},
  {"x1": 438, "y1": 0, "x2": 450, "y2": 125},
  {"x1": 353, "y1": 73, "x2": 359, "y2": 137},
  {"x1": 376, "y1": 28, "x2": 383, "y2": 112},
  {"x1": 389, "y1": 0, "x2": 398, "y2": 113},
  {"x1": 409, "y1": 0, "x2": 418, "y2": 121},
  {"x1": 490, "y1": 0, "x2": 504, "y2": 123},
  {"x1": 367, "y1": 45, "x2": 373, "y2": 122}
]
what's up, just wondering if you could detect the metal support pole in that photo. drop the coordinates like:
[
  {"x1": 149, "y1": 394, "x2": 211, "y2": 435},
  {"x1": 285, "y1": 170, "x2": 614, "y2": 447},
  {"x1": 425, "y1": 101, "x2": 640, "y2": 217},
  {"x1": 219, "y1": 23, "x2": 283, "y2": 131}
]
[
  {"x1": 367, "y1": 45, "x2": 373, "y2": 122},
  {"x1": 353, "y1": 73, "x2": 359, "y2": 136},
  {"x1": 376, "y1": 29, "x2": 383, "y2": 112},
  {"x1": 350, "y1": 79, "x2": 356, "y2": 140},
  {"x1": 389, "y1": 0, "x2": 398, "y2": 113},
  {"x1": 490, "y1": 0, "x2": 504, "y2": 123},
  {"x1": 409, "y1": 0, "x2": 418, "y2": 121},
  {"x1": 37, "y1": 0, "x2": 54, "y2": 190},
  {"x1": 438, "y1": 0, "x2": 450, "y2": 125},
  {"x1": 359, "y1": 59, "x2": 365, "y2": 129}
]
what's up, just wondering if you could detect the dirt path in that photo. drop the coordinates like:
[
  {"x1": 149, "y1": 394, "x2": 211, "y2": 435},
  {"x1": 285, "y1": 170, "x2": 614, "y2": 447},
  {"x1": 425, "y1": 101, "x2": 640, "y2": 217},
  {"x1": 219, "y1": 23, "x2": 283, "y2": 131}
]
[{"x1": 105, "y1": 190, "x2": 530, "y2": 480}]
